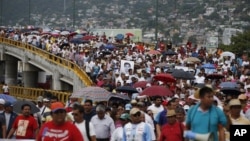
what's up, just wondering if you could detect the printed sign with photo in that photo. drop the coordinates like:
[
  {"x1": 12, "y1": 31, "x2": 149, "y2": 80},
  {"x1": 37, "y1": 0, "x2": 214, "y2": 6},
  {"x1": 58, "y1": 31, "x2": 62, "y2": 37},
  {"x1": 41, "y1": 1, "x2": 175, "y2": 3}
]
[{"x1": 120, "y1": 60, "x2": 134, "y2": 74}]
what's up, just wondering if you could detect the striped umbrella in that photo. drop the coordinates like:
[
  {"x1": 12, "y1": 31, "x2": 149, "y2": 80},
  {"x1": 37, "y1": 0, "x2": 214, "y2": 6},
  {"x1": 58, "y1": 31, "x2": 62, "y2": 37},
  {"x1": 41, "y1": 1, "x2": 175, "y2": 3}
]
[{"x1": 71, "y1": 87, "x2": 110, "y2": 102}]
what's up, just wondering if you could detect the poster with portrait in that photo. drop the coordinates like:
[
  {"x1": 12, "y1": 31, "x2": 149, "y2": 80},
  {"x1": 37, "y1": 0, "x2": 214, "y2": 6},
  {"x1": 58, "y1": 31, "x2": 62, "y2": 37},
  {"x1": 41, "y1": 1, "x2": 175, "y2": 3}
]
[{"x1": 120, "y1": 60, "x2": 134, "y2": 74}]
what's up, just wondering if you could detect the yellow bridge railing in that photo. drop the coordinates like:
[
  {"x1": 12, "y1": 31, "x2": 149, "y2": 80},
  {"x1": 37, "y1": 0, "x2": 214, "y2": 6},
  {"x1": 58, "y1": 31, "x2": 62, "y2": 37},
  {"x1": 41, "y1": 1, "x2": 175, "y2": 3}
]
[
  {"x1": 0, "y1": 37, "x2": 93, "y2": 87},
  {"x1": 0, "y1": 84, "x2": 71, "y2": 103}
]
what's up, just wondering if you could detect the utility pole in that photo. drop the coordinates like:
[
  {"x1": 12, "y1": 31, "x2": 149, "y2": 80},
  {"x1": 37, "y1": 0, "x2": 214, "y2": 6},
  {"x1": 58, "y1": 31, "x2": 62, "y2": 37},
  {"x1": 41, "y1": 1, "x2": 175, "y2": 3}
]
[
  {"x1": 155, "y1": 0, "x2": 159, "y2": 48},
  {"x1": 29, "y1": 0, "x2": 31, "y2": 25},
  {"x1": 73, "y1": 0, "x2": 76, "y2": 29},
  {"x1": 64, "y1": 0, "x2": 66, "y2": 13},
  {"x1": 0, "y1": 0, "x2": 2, "y2": 26}
]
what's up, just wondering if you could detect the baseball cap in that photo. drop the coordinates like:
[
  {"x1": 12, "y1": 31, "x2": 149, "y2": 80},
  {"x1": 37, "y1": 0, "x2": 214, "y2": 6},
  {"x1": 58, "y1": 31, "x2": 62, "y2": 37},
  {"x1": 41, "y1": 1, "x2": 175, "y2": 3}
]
[
  {"x1": 4, "y1": 101, "x2": 13, "y2": 107},
  {"x1": 130, "y1": 108, "x2": 140, "y2": 115},
  {"x1": 125, "y1": 103, "x2": 132, "y2": 111},
  {"x1": 137, "y1": 101, "x2": 145, "y2": 107},
  {"x1": 162, "y1": 100, "x2": 168, "y2": 106},
  {"x1": 43, "y1": 98, "x2": 50, "y2": 102},
  {"x1": 50, "y1": 102, "x2": 65, "y2": 112},
  {"x1": 37, "y1": 96, "x2": 43, "y2": 102},
  {"x1": 0, "y1": 99, "x2": 5, "y2": 105},
  {"x1": 229, "y1": 99, "x2": 241, "y2": 107},
  {"x1": 166, "y1": 110, "x2": 176, "y2": 117},
  {"x1": 120, "y1": 113, "x2": 130, "y2": 120},
  {"x1": 183, "y1": 105, "x2": 190, "y2": 110}
]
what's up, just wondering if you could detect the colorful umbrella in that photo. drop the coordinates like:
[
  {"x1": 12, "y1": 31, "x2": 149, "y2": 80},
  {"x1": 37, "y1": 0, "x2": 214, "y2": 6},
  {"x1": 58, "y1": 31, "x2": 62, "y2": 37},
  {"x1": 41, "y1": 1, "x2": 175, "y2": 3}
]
[
  {"x1": 73, "y1": 34, "x2": 84, "y2": 39},
  {"x1": 70, "y1": 38, "x2": 89, "y2": 44},
  {"x1": 126, "y1": 33, "x2": 134, "y2": 36},
  {"x1": 184, "y1": 57, "x2": 200, "y2": 63},
  {"x1": 115, "y1": 34, "x2": 124, "y2": 40},
  {"x1": 0, "y1": 94, "x2": 17, "y2": 104},
  {"x1": 219, "y1": 82, "x2": 239, "y2": 88},
  {"x1": 206, "y1": 74, "x2": 224, "y2": 79},
  {"x1": 71, "y1": 87, "x2": 111, "y2": 101},
  {"x1": 108, "y1": 93, "x2": 130, "y2": 101},
  {"x1": 13, "y1": 100, "x2": 40, "y2": 114},
  {"x1": 116, "y1": 86, "x2": 138, "y2": 94},
  {"x1": 60, "y1": 31, "x2": 70, "y2": 36},
  {"x1": 140, "y1": 86, "x2": 173, "y2": 97},
  {"x1": 147, "y1": 50, "x2": 161, "y2": 55},
  {"x1": 164, "y1": 49, "x2": 177, "y2": 56},
  {"x1": 83, "y1": 35, "x2": 96, "y2": 40},
  {"x1": 220, "y1": 87, "x2": 241, "y2": 96},
  {"x1": 201, "y1": 63, "x2": 215, "y2": 69},
  {"x1": 133, "y1": 81, "x2": 149, "y2": 89},
  {"x1": 171, "y1": 69, "x2": 195, "y2": 80},
  {"x1": 220, "y1": 51, "x2": 235, "y2": 60},
  {"x1": 153, "y1": 73, "x2": 176, "y2": 83},
  {"x1": 155, "y1": 62, "x2": 170, "y2": 68}
]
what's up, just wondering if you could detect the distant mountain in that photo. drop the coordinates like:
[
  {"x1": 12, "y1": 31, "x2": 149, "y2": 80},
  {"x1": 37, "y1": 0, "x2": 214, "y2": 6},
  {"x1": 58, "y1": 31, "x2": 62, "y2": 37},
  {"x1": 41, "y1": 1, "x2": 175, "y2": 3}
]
[{"x1": 1, "y1": 0, "x2": 249, "y2": 37}]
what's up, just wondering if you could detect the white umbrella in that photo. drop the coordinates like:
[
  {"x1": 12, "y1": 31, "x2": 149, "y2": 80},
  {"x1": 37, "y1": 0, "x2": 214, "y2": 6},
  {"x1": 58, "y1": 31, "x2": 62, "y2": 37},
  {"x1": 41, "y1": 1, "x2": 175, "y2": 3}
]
[
  {"x1": 60, "y1": 31, "x2": 70, "y2": 36},
  {"x1": 220, "y1": 51, "x2": 235, "y2": 59}
]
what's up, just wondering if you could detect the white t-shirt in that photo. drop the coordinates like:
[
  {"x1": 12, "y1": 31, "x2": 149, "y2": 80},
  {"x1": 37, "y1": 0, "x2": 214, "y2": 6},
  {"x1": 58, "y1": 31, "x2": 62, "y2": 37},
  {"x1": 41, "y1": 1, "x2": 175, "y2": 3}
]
[
  {"x1": 147, "y1": 104, "x2": 164, "y2": 120},
  {"x1": 2, "y1": 85, "x2": 9, "y2": 93},
  {"x1": 74, "y1": 120, "x2": 96, "y2": 141},
  {"x1": 195, "y1": 76, "x2": 205, "y2": 84},
  {"x1": 111, "y1": 127, "x2": 123, "y2": 141}
]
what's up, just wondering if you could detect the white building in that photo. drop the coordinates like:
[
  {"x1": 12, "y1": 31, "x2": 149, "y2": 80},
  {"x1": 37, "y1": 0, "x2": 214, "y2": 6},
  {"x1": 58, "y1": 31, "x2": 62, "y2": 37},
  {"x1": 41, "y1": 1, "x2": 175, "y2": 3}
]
[
  {"x1": 222, "y1": 28, "x2": 243, "y2": 45},
  {"x1": 204, "y1": 7, "x2": 215, "y2": 16}
]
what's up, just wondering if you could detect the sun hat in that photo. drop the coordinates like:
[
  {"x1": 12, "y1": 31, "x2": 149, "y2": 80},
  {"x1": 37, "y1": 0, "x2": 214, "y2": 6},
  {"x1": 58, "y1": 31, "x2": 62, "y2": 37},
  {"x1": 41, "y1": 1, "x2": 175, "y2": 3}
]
[{"x1": 166, "y1": 110, "x2": 176, "y2": 117}]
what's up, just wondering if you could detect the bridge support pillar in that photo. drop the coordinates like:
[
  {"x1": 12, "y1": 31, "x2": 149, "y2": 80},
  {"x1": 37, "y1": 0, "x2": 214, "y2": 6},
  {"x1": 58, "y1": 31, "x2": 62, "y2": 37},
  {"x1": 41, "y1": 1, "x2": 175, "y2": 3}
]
[
  {"x1": 22, "y1": 62, "x2": 41, "y2": 88},
  {"x1": 0, "y1": 61, "x2": 5, "y2": 83},
  {"x1": 52, "y1": 70, "x2": 62, "y2": 90},
  {"x1": 5, "y1": 60, "x2": 18, "y2": 85},
  {"x1": 23, "y1": 71, "x2": 38, "y2": 87}
]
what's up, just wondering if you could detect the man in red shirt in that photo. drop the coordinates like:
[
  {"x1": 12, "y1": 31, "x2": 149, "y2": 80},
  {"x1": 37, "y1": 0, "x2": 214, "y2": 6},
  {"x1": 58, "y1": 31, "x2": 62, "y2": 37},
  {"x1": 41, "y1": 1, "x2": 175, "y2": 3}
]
[
  {"x1": 159, "y1": 110, "x2": 184, "y2": 141},
  {"x1": 37, "y1": 102, "x2": 83, "y2": 141},
  {"x1": 7, "y1": 103, "x2": 39, "y2": 139}
]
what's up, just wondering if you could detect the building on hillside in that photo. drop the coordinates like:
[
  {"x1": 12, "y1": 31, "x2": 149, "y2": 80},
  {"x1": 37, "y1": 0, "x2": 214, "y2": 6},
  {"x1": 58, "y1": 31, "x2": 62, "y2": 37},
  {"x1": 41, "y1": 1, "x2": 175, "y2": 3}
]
[{"x1": 222, "y1": 28, "x2": 243, "y2": 45}]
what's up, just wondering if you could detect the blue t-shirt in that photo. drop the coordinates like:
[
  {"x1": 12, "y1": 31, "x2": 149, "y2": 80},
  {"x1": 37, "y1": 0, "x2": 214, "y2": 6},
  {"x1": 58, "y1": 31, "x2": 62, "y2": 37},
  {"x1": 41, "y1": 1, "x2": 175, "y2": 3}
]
[
  {"x1": 155, "y1": 109, "x2": 167, "y2": 126},
  {"x1": 186, "y1": 103, "x2": 227, "y2": 141}
]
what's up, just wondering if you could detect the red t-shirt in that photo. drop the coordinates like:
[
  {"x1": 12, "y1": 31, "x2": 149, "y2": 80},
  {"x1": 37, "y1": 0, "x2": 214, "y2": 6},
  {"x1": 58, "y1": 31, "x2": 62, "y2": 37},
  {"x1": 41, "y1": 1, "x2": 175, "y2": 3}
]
[
  {"x1": 13, "y1": 115, "x2": 38, "y2": 139},
  {"x1": 160, "y1": 121, "x2": 184, "y2": 141},
  {"x1": 37, "y1": 121, "x2": 84, "y2": 141}
]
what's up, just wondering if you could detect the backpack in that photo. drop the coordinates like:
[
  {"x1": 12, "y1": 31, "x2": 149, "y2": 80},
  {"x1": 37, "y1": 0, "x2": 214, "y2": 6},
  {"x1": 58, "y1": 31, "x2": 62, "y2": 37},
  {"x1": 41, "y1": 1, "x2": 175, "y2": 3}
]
[{"x1": 74, "y1": 120, "x2": 91, "y2": 141}]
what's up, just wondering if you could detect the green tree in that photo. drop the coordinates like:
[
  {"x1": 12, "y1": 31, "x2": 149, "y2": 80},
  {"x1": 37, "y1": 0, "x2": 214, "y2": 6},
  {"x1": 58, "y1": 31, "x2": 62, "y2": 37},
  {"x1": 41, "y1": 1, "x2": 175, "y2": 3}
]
[
  {"x1": 219, "y1": 30, "x2": 250, "y2": 53},
  {"x1": 188, "y1": 35, "x2": 197, "y2": 44}
]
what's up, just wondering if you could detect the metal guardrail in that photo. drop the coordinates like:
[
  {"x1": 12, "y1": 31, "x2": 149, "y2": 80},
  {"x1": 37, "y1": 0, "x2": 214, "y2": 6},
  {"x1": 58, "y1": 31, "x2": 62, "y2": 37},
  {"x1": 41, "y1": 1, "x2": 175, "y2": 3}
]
[
  {"x1": 0, "y1": 37, "x2": 93, "y2": 87},
  {"x1": 0, "y1": 85, "x2": 70, "y2": 103},
  {"x1": 0, "y1": 37, "x2": 94, "y2": 103}
]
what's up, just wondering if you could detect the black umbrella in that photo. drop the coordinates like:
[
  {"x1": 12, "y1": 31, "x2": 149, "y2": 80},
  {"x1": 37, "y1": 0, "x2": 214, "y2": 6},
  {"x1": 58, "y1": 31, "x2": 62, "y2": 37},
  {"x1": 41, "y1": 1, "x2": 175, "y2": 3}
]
[
  {"x1": 194, "y1": 83, "x2": 206, "y2": 88},
  {"x1": 206, "y1": 74, "x2": 224, "y2": 79},
  {"x1": 108, "y1": 93, "x2": 130, "y2": 101},
  {"x1": 59, "y1": 43, "x2": 70, "y2": 50},
  {"x1": 13, "y1": 100, "x2": 40, "y2": 114},
  {"x1": 163, "y1": 49, "x2": 177, "y2": 56},
  {"x1": 165, "y1": 68, "x2": 178, "y2": 73},
  {"x1": 172, "y1": 69, "x2": 195, "y2": 80},
  {"x1": 70, "y1": 38, "x2": 89, "y2": 44},
  {"x1": 116, "y1": 86, "x2": 138, "y2": 94},
  {"x1": 220, "y1": 87, "x2": 241, "y2": 96}
]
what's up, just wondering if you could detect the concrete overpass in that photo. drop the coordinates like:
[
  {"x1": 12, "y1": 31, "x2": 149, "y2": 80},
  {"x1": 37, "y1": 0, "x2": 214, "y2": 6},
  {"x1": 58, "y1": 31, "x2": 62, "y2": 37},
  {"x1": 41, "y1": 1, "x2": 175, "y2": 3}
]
[{"x1": 0, "y1": 37, "x2": 92, "y2": 92}]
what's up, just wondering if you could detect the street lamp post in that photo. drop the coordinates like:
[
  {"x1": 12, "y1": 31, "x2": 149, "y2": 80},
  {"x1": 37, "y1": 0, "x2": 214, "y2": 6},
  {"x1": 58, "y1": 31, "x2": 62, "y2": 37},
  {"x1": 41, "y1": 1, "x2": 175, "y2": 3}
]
[
  {"x1": 155, "y1": 0, "x2": 159, "y2": 49},
  {"x1": 73, "y1": 0, "x2": 76, "y2": 28}
]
